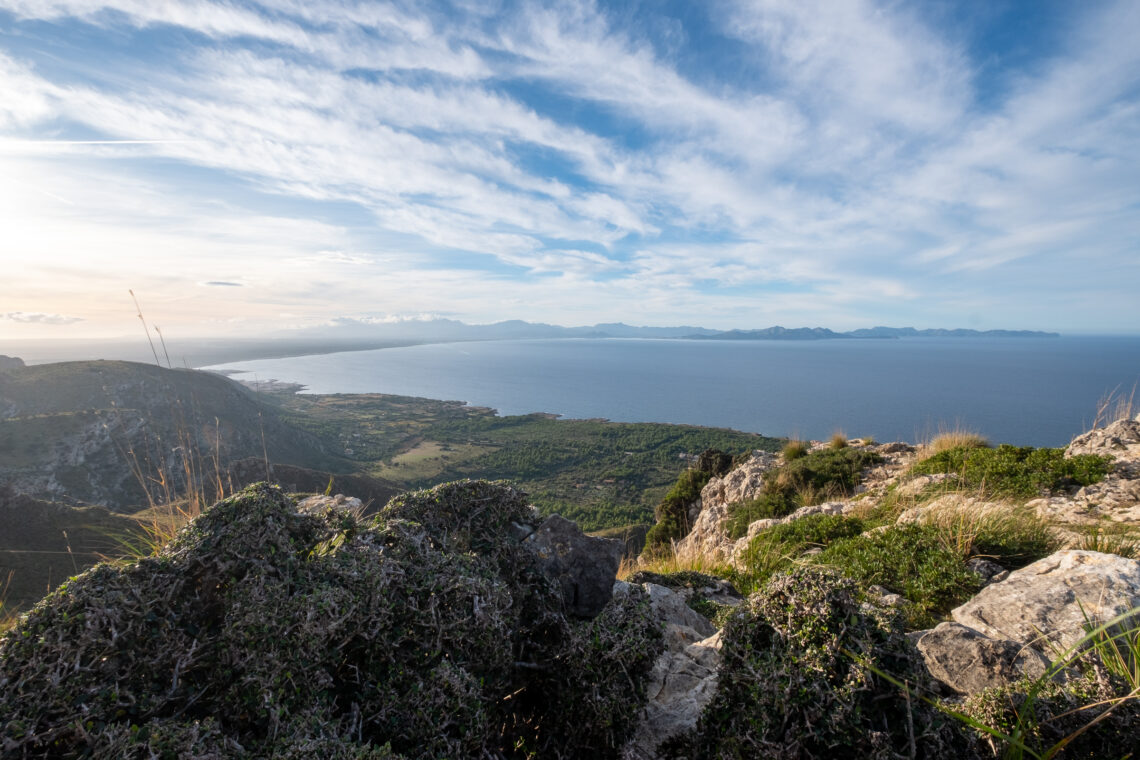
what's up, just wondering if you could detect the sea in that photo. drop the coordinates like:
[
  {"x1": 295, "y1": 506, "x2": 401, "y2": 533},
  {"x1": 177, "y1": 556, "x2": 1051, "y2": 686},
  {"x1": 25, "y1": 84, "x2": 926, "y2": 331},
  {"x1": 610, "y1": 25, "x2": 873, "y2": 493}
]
[{"x1": 206, "y1": 336, "x2": 1140, "y2": 448}]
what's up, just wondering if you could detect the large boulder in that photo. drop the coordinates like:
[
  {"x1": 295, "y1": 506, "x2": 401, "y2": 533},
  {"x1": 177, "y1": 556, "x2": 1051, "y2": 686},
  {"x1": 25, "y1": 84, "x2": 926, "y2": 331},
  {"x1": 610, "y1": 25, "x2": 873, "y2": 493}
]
[
  {"x1": 916, "y1": 622, "x2": 1050, "y2": 695},
  {"x1": 523, "y1": 514, "x2": 624, "y2": 618},
  {"x1": 952, "y1": 550, "x2": 1140, "y2": 652}
]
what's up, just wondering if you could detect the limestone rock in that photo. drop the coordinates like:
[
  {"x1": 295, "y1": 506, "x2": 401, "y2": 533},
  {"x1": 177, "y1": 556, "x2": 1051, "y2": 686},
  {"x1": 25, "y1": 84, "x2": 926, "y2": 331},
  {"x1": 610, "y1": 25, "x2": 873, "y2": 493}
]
[
  {"x1": 1066, "y1": 418, "x2": 1140, "y2": 462},
  {"x1": 296, "y1": 493, "x2": 364, "y2": 514},
  {"x1": 952, "y1": 550, "x2": 1140, "y2": 651},
  {"x1": 917, "y1": 622, "x2": 1050, "y2": 695},
  {"x1": 623, "y1": 631, "x2": 723, "y2": 760},
  {"x1": 674, "y1": 451, "x2": 779, "y2": 561},
  {"x1": 523, "y1": 514, "x2": 623, "y2": 618},
  {"x1": 966, "y1": 557, "x2": 1009, "y2": 585}
]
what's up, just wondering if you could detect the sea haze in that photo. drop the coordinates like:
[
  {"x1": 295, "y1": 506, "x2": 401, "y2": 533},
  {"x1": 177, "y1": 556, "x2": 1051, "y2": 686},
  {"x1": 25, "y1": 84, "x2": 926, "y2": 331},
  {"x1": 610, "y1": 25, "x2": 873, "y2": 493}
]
[{"x1": 208, "y1": 336, "x2": 1140, "y2": 447}]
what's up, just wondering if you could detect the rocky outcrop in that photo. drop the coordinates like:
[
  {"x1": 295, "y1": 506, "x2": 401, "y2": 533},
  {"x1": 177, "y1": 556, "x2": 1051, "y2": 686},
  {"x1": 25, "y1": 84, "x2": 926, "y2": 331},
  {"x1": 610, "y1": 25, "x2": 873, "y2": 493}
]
[
  {"x1": 1027, "y1": 417, "x2": 1140, "y2": 525},
  {"x1": 916, "y1": 622, "x2": 1050, "y2": 695},
  {"x1": 524, "y1": 514, "x2": 624, "y2": 618},
  {"x1": 617, "y1": 581, "x2": 721, "y2": 759},
  {"x1": 952, "y1": 550, "x2": 1140, "y2": 652},
  {"x1": 674, "y1": 451, "x2": 777, "y2": 561}
]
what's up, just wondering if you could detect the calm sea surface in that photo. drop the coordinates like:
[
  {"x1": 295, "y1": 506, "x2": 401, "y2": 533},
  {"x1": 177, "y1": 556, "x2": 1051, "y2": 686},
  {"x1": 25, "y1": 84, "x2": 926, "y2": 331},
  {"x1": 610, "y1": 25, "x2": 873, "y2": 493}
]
[{"x1": 207, "y1": 337, "x2": 1140, "y2": 447}]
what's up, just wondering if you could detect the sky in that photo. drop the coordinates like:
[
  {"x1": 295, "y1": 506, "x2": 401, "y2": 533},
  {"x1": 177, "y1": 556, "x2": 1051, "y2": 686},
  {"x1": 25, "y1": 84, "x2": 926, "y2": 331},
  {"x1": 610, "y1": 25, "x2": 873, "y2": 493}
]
[{"x1": 1, "y1": 0, "x2": 1138, "y2": 340}]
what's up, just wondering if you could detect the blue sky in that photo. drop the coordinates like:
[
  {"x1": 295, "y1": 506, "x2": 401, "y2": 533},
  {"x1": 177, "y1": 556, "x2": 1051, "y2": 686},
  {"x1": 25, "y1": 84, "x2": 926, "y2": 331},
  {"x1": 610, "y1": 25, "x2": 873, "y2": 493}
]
[{"x1": 1, "y1": 0, "x2": 1138, "y2": 338}]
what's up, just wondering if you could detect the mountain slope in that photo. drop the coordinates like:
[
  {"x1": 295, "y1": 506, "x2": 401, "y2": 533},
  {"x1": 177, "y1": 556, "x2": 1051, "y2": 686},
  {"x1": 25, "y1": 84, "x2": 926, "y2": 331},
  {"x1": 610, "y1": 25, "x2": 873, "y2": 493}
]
[{"x1": 0, "y1": 360, "x2": 348, "y2": 509}]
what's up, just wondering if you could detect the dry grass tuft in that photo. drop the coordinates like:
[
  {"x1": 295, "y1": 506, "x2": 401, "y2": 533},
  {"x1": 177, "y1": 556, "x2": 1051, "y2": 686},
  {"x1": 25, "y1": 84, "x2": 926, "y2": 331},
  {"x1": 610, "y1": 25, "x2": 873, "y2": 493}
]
[
  {"x1": 781, "y1": 439, "x2": 809, "y2": 461},
  {"x1": 920, "y1": 426, "x2": 990, "y2": 458},
  {"x1": 620, "y1": 540, "x2": 731, "y2": 580},
  {"x1": 1094, "y1": 383, "x2": 1138, "y2": 429},
  {"x1": 829, "y1": 431, "x2": 848, "y2": 449}
]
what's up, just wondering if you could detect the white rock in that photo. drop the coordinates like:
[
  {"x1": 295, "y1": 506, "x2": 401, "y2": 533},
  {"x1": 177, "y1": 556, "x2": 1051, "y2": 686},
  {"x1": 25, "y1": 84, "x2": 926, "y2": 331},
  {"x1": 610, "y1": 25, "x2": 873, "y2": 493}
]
[{"x1": 952, "y1": 550, "x2": 1140, "y2": 652}]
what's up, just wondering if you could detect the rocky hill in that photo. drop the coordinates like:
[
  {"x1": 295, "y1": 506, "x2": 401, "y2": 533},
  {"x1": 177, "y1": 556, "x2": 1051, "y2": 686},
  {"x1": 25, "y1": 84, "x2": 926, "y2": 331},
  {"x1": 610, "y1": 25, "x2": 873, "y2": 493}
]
[
  {"x1": 3, "y1": 415, "x2": 1140, "y2": 757},
  {"x1": 0, "y1": 360, "x2": 359, "y2": 508}
]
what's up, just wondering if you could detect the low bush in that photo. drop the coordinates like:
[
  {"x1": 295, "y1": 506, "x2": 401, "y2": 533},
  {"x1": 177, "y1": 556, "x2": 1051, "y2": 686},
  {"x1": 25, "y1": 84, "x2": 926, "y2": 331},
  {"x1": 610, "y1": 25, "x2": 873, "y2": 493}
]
[
  {"x1": 665, "y1": 567, "x2": 965, "y2": 758},
  {"x1": 911, "y1": 444, "x2": 1112, "y2": 499},
  {"x1": 814, "y1": 524, "x2": 982, "y2": 628},
  {"x1": 725, "y1": 448, "x2": 883, "y2": 539},
  {"x1": 731, "y1": 514, "x2": 865, "y2": 593},
  {"x1": 0, "y1": 481, "x2": 663, "y2": 759},
  {"x1": 960, "y1": 669, "x2": 1140, "y2": 758}
]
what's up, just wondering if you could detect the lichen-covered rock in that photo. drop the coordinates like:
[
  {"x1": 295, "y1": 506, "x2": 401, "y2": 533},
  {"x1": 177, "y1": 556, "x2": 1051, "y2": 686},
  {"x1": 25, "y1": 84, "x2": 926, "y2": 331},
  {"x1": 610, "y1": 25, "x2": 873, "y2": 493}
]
[
  {"x1": 916, "y1": 622, "x2": 1050, "y2": 695},
  {"x1": 0, "y1": 481, "x2": 663, "y2": 759},
  {"x1": 952, "y1": 549, "x2": 1140, "y2": 652},
  {"x1": 524, "y1": 514, "x2": 624, "y2": 618}
]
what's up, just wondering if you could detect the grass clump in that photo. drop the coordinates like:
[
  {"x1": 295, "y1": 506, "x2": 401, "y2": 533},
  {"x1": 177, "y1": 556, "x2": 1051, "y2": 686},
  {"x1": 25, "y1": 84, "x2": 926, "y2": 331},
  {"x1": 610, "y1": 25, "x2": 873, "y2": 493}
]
[
  {"x1": 0, "y1": 481, "x2": 663, "y2": 759},
  {"x1": 665, "y1": 567, "x2": 965, "y2": 758},
  {"x1": 814, "y1": 523, "x2": 982, "y2": 628},
  {"x1": 781, "y1": 439, "x2": 809, "y2": 461},
  {"x1": 829, "y1": 431, "x2": 848, "y2": 449},
  {"x1": 725, "y1": 447, "x2": 883, "y2": 539},
  {"x1": 912, "y1": 444, "x2": 1113, "y2": 500},
  {"x1": 924, "y1": 429, "x2": 990, "y2": 456}
]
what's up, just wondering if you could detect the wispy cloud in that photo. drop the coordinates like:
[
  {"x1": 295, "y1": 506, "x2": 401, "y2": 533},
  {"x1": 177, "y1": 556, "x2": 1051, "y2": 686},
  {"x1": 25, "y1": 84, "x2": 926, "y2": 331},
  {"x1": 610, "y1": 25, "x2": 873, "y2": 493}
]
[
  {"x1": 0, "y1": 0, "x2": 1137, "y2": 335},
  {"x1": 2, "y1": 311, "x2": 84, "y2": 324}
]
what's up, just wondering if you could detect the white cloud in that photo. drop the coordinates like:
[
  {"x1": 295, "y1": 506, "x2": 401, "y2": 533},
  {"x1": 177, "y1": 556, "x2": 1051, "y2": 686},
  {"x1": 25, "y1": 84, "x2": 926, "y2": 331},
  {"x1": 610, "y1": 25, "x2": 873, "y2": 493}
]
[
  {"x1": 0, "y1": 0, "x2": 1137, "y2": 335},
  {"x1": 2, "y1": 311, "x2": 84, "y2": 324}
]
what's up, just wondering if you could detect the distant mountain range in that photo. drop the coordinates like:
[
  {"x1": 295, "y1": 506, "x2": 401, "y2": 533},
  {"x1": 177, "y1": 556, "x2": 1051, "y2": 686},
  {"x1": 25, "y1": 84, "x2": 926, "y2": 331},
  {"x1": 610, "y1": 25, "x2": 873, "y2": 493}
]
[
  {"x1": 3, "y1": 320, "x2": 1059, "y2": 368},
  {"x1": 284, "y1": 319, "x2": 1059, "y2": 343},
  {"x1": 688, "y1": 326, "x2": 1060, "y2": 341}
]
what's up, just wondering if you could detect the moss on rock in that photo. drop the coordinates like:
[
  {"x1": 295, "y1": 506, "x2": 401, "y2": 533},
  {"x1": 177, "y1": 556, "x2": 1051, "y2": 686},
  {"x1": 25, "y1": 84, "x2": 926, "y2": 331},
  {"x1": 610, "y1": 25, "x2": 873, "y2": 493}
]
[{"x1": 0, "y1": 481, "x2": 663, "y2": 759}]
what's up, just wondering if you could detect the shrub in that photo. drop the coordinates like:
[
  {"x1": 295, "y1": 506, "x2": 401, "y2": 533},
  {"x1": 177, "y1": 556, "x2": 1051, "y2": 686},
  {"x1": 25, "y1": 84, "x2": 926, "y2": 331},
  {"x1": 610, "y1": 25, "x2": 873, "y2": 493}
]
[
  {"x1": 960, "y1": 669, "x2": 1140, "y2": 758},
  {"x1": 724, "y1": 447, "x2": 883, "y2": 539},
  {"x1": 814, "y1": 524, "x2": 982, "y2": 628},
  {"x1": 912, "y1": 444, "x2": 1112, "y2": 499},
  {"x1": 731, "y1": 514, "x2": 865, "y2": 593},
  {"x1": 665, "y1": 567, "x2": 965, "y2": 758},
  {"x1": 0, "y1": 481, "x2": 663, "y2": 759},
  {"x1": 829, "y1": 431, "x2": 848, "y2": 449}
]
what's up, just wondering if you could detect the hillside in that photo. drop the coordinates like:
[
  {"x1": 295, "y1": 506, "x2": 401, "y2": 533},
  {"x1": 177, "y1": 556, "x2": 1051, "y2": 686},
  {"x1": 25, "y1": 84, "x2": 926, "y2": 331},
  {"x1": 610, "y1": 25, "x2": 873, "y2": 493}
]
[
  {"x1": 0, "y1": 360, "x2": 347, "y2": 508},
  {"x1": 4, "y1": 413, "x2": 1140, "y2": 757}
]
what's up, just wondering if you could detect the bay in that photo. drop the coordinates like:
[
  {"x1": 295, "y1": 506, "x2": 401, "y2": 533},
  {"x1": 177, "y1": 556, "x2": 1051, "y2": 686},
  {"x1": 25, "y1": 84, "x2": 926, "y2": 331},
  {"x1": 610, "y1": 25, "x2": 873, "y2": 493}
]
[{"x1": 207, "y1": 336, "x2": 1140, "y2": 447}]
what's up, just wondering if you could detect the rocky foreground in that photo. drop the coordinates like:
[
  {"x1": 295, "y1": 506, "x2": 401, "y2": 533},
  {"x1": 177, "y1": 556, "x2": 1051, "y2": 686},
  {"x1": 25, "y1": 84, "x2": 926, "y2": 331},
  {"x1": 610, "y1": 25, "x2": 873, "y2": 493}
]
[{"x1": 3, "y1": 417, "x2": 1140, "y2": 758}]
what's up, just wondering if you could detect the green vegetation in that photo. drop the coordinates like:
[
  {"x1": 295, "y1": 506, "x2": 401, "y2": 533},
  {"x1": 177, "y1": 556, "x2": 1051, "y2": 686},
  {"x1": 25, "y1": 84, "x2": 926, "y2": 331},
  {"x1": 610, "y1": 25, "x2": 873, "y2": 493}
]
[
  {"x1": 725, "y1": 447, "x2": 883, "y2": 538},
  {"x1": 911, "y1": 444, "x2": 1112, "y2": 499},
  {"x1": 666, "y1": 567, "x2": 964, "y2": 758},
  {"x1": 815, "y1": 524, "x2": 983, "y2": 628},
  {"x1": 267, "y1": 391, "x2": 778, "y2": 534},
  {"x1": 781, "y1": 439, "x2": 808, "y2": 460},
  {"x1": 642, "y1": 450, "x2": 736, "y2": 557},
  {"x1": 0, "y1": 482, "x2": 663, "y2": 759},
  {"x1": 731, "y1": 514, "x2": 866, "y2": 592}
]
